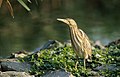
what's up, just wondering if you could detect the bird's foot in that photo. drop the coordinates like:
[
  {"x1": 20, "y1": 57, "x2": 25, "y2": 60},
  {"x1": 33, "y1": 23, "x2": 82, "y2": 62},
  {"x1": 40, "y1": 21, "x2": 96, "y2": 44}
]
[{"x1": 87, "y1": 59, "x2": 92, "y2": 62}]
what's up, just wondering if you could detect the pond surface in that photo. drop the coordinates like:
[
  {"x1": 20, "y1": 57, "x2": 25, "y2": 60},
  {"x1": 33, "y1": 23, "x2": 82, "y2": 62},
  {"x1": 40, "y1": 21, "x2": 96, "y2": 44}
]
[{"x1": 0, "y1": 0, "x2": 120, "y2": 58}]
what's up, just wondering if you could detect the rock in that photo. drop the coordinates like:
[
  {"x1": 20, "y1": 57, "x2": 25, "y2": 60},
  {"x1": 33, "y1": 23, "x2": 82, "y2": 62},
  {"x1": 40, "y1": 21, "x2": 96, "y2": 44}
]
[
  {"x1": 93, "y1": 40, "x2": 105, "y2": 49},
  {"x1": 1, "y1": 61, "x2": 31, "y2": 72},
  {"x1": 88, "y1": 71, "x2": 99, "y2": 76},
  {"x1": 0, "y1": 59, "x2": 18, "y2": 62},
  {"x1": 0, "y1": 59, "x2": 18, "y2": 71},
  {"x1": 41, "y1": 40, "x2": 64, "y2": 49},
  {"x1": 64, "y1": 40, "x2": 72, "y2": 47},
  {"x1": 34, "y1": 40, "x2": 64, "y2": 52},
  {"x1": 10, "y1": 50, "x2": 29, "y2": 58},
  {"x1": 105, "y1": 39, "x2": 120, "y2": 47},
  {"x1": 42, "y1": 70, "x2": 74, "y2": 77},
  {"x1": 94, "y1": 64, "x2": 118, "y2": 71},
  {"x1": 0, "y1": 64, "x2": 1, "y2": 71},
  {"x1": 0, "y1": 71, "x2": 34, "y2": 77}
]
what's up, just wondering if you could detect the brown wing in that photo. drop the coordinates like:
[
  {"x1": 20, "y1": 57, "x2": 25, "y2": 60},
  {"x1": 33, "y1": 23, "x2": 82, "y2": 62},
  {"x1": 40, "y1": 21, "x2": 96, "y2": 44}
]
[{"x1": 79, "y1": 29, "x2": 92, "y2": 58}]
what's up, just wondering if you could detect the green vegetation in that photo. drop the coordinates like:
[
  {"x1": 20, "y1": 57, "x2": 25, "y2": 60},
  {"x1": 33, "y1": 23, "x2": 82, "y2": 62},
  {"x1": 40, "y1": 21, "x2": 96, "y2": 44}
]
[
  {"x1": 20, "y1": 41, "x2": 120, "y2": 77},
  {"x1": 0, "y1": 0, "x2": 32, "y2": 18}
]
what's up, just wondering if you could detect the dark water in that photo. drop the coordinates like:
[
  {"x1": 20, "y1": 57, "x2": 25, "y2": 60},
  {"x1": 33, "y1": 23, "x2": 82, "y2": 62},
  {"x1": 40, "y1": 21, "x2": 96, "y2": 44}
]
[{"x1": 0, "y1": 0, "x2": 120, "y2": 58}]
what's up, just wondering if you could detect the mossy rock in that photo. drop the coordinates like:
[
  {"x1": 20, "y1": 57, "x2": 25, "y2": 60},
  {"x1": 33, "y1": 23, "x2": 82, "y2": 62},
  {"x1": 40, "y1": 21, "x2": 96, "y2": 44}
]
[{"x1": 19, "y1": 40, "x2": 120, "y2": 77}]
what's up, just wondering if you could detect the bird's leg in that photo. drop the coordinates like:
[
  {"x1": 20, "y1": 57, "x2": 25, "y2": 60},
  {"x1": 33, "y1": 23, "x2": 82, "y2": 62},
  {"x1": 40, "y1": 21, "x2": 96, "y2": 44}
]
[
  {"x1": 84, "y1": 59, "x2": 86, "y2": 69},
  {"x1": 75, "y1": 56, "x2": 79, "y2": 69}
]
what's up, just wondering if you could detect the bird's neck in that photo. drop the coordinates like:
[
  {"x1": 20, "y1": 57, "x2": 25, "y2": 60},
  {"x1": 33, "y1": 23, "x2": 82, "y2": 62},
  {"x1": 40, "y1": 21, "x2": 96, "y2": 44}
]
[
  {"x1": 69, "y1": 27, "x2": 78, "y2": 32},
  {"x1": 69, "y1": 27, "x2": 79, "y2": 38}
]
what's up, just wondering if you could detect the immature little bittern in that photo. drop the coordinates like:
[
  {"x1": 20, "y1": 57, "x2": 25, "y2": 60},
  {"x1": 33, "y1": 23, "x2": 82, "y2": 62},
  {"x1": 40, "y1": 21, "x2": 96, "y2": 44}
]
[{"x1": 57, "y1": 18, "x2": 92, "y2": 68}]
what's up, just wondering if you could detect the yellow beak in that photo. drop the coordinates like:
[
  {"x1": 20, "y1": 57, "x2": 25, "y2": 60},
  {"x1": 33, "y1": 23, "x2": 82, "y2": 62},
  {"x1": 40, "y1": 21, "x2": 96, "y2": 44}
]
[{"x1": 57, "y1": 18, "x2": 69, "y2": 25}]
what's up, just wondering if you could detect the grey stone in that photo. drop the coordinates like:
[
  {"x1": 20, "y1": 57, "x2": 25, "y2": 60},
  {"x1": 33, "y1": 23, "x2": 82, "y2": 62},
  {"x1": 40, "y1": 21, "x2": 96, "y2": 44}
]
[
  {"x1": 94, "y1": 40, "x2": 105, "y2": 49},
  {"x1": 88, "y1": 71, "x2": 99, "y2": 76},
  {"x1": 0, "y1": 71, "x2": 34, "y2": 77},
  {"x1": 42, "y1": 70, "x2": 74, "y2": 77},
  {"x1": 34, "y1": 40, "x2": 64, "y2": 52},
  {"x1": 0, "y1": 64, "x2": 1, "y2": 71},
  {"x1": 1, "y1": 61, "x2": 31, "y2": 72},
  {"x1": 94, "y1": 64, "x2": 118, "y2": 71},
  {"x1": 9, "y1": 50, "x2": 32, "y2": 58},
  {"x1": 64, "y1": 40, "x2": 72, "y2": 47},
  {"x1": 0, "y1": 59, "x2": 18, "y2": 62}
]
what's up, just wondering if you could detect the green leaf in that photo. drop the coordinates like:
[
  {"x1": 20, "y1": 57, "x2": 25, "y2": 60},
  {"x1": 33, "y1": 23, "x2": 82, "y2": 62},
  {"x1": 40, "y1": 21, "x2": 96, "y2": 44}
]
[
  {"x1": 17, "y1": 0, "x2": 30, "y2": 11},
  {"x1": 0, "y1": 0, "x2": 3, "y2": 7},
  {"x1": 28, "y1": 0, "x2": 32, "y2": 3},
  {"x1": 6, "y1": 0, "x2": 14, "y2": 18}
]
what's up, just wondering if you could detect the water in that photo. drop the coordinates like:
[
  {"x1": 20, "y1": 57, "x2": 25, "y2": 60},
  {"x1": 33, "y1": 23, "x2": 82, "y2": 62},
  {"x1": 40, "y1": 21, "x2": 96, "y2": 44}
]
[{"x1": 0, "y1": 0, "x2": 120, "y2": 58}]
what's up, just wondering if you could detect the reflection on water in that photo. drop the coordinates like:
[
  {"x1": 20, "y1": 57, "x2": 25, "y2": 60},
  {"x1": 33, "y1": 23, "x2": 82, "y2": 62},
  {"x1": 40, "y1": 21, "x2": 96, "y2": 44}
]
[{"x1": 0, "y1": 0, "x2": 120, "y2": 57}]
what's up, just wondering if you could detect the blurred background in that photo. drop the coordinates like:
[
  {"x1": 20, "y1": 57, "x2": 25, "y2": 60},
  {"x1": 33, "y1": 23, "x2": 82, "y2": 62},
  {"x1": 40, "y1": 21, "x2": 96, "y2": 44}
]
[{"x1": 0, "y1": 0, "x2": 120, "y2": 58}]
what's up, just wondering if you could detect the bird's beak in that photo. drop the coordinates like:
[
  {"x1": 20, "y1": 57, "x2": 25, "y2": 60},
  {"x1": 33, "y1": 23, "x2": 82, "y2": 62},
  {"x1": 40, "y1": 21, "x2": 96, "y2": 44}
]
[{"x1": 57, "y1": 18, "x2": 69, "y2": 25}]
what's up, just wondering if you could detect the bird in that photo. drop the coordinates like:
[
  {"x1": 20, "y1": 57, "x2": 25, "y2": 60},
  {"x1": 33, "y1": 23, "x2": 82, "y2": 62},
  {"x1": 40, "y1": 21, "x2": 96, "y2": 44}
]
[{"x1": 57, "y1": 18, "x2": 92, "y2": 68}]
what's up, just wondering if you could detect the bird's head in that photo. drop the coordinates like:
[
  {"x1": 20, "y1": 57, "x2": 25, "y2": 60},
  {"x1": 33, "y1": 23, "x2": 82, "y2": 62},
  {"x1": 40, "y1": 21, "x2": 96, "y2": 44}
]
[{"x1": 57, "y1": 18, "x2": 78, "y2": 28}]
